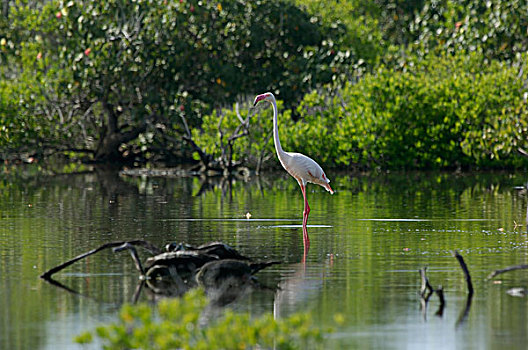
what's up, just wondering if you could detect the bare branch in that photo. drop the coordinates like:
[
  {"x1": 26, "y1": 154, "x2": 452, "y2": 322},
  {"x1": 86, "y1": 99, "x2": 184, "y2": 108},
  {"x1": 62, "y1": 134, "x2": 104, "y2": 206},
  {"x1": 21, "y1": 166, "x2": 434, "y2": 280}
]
[
  {"x1": 488, "y1": 264, "x2": 528, "y2": 280},
  {"x1": 40, "y1": 239, "x2": 160, "y2": 280},
  {"x1": 235, "y1": 102, "x2": 245, "y2": 124},
  {"x1": 178, "y1": 113, "x2": 212, "y2": 166},
  {"x1": 180, "y1": 113, "x2": 192, "y2": 138},
  {"x1": 419, "y1": 267, "x2": 434, "y2": 297},
  {"x1": 452, "y1": 250, "x2": 473, "y2": 295}
]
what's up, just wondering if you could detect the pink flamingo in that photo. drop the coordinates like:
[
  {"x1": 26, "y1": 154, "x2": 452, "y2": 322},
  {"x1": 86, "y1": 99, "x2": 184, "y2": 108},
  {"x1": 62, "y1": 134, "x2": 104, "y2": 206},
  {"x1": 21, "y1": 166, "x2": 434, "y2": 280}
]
[{"x1": 253, "y1": 92, "x2": 334, "y2": 249}]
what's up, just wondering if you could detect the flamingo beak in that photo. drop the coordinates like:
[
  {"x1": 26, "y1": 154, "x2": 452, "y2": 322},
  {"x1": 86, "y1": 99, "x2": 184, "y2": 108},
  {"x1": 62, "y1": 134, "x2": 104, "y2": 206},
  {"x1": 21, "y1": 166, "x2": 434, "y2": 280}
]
[{"x1": 253, "y1": 94, "x2": 266, "y2": 107}]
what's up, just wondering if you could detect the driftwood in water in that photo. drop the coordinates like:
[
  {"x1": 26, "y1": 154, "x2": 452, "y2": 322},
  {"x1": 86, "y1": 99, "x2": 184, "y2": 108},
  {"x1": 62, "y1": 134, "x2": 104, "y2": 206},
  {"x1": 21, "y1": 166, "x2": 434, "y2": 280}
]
[
  {"x1": 419, "y1": 251, "x2": 473, "y2": 325},
  {"x1": 452, "y1": 250, "x2": 473, "y2": 328},
  {"x1": 419, "y1": 267, "x2": 445, "y2": 319},
  {"x1": 452, "y1": 250, "x2": 473, "y2": 295},
  {"x1": 419, "y1": 267, "x2": 434, "y2": 297},
  {"x1": 113, "y1": 242, "x2": 147, "y2": 275},
  {"x1": 40, "y1": 240, "x2": 161, "y2": 280},
  {"x1": 41, "y1": 239, "x2": 279, "y2": 305},
  {"x1": 487, "y1": 264, "x2": 528, "y2": 280}
]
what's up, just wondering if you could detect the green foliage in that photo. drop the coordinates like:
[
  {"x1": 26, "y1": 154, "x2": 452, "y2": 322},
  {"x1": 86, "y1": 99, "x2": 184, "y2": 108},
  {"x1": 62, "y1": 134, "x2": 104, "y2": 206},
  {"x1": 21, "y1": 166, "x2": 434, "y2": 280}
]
[
  {"x1": 295, "y1": 0, "x2": 427, "y2": 50},
  {"x1": 326, "y1": 52, "x2": 528, "y2": 168},
  {"x1": 311, "y1": 52, "x2": 528, "y2": 169},
  {"x1": 0, "y1": 69, "x2": 50, "y2": 155},
  {"x1": 286, "y1": 0, "x2": 528, "y2": 169},
  {"x1": 3, "y1": 0, "x2": 528, "y2": 169},
  {"x1": 193, "y1": 100, "x2": 295, "y2": 170},
  {"x1": 410, "y1": 0, "x2": 528, "y2": 62},
  {"x1": 75, "y1": 289, "x2": 327, "y2": 350},
  {"x1": 206, "y1": 51, "x2": 528, "y2": 169},
  {"x1": 1, "y1": 0, "x2": 349, "y2": 161},
  {"x1": 353, "y1": 0, "x2": 426, "y2": 47},
  {"x1": 292, "y1": 0, "x2": 385, "y2": 69}
]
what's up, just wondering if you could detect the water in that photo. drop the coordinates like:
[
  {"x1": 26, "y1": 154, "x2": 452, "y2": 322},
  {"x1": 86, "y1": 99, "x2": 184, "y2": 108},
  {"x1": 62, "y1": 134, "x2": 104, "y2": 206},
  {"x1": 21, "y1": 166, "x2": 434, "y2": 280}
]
[{"x1": 1, "y1": 169, "x2": 528, "y2": 349}]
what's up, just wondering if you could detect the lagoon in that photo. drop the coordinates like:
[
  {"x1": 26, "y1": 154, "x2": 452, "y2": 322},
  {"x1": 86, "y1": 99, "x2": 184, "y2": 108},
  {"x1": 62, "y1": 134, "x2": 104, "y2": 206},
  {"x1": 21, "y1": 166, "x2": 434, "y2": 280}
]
[{"x1": 1, "y1": 170, "x2": 528, "y2": 349}]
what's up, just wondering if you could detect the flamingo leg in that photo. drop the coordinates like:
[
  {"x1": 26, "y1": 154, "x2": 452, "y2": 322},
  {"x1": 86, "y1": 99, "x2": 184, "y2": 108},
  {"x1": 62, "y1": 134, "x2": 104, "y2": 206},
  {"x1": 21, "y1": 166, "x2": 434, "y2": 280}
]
[{"x1": 299, "y1": 183, "x2": 310, "y2": 249}]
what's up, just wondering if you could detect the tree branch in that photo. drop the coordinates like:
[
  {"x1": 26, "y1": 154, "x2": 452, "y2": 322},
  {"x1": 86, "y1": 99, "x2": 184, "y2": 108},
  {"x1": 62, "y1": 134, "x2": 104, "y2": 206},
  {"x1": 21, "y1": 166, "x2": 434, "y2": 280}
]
[
  {"x1": 488, "y1": 264, "x2": 528, "y2": 280},
  {"x1": 452, "y1": 250, "x2": 473, "y2": 295},
  {"x1": 179, "y1": 113, "x2": 212, "y2": 166}
]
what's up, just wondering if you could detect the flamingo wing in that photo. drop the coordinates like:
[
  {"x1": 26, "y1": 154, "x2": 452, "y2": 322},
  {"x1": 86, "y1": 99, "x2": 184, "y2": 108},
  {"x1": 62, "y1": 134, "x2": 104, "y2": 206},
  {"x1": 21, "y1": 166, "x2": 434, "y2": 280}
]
[{"x1": 284, "y1": 152, "x2": 333, "y2": 193}]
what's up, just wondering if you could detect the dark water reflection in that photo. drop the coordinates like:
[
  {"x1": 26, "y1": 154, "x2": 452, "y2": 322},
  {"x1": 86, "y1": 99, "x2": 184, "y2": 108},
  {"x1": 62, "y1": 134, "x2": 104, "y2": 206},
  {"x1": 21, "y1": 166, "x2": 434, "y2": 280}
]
[{"x1": 1, "y1": 169, "x2": 528, "y2": 349}]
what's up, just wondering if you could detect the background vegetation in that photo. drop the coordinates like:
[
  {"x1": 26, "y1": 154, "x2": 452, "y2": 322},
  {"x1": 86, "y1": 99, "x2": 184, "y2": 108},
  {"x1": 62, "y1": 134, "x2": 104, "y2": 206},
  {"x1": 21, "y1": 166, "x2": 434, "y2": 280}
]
[{"x1": 1, "y1": 0, "x2": 527, "y2": 169}]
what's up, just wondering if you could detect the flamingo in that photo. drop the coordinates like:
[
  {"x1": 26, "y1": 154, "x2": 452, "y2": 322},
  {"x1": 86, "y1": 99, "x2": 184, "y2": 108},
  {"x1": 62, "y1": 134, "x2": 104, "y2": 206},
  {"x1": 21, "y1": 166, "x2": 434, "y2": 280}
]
[{"x1": 253, "y1": 92, "x2": 334, "y2": 249}]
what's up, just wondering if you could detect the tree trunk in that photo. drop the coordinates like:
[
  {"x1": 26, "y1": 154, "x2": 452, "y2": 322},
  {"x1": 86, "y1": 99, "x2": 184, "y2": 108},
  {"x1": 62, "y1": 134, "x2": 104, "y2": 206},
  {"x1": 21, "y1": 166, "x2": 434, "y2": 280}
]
[
  {"x1": 94, "y1": 132, "x2": 125, "y2": 161},
  {"x1": 94, "y1": 104, "x2": 146, "y2": 162}
]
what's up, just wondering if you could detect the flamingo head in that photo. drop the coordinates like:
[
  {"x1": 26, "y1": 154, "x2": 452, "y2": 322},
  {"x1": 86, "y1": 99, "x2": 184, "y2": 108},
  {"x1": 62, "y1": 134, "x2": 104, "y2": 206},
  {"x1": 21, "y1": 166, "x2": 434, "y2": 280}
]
[{"x1": 253, "y1": 92, "x2": 275, "y2": 107}]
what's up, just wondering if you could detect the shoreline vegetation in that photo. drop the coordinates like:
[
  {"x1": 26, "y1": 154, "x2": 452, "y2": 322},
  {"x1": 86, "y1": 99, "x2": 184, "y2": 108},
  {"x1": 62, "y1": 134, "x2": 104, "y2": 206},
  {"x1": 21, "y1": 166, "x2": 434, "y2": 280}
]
[{"x1": 2, "y1": 0, "x2": 528, "y2": 173}]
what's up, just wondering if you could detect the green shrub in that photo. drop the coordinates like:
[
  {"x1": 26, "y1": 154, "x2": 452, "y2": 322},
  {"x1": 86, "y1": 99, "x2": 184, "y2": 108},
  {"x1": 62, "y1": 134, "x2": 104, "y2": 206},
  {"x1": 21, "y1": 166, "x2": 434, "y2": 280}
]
[
  {"x1": 290, "y1": 51, "x2": 528, "y2": 169},
  {"x1": 0, "y1": 70, "x2": 50, "y2": 157},
  {"x1": 75, "y1": 289, "x2": 328, "y2": 350},
  {"x1": 202, "y1": 50, "x2": 528, "y2": 170},
  {"x1": 4, "y1": 0, "x2": 528, "y2": 168}
]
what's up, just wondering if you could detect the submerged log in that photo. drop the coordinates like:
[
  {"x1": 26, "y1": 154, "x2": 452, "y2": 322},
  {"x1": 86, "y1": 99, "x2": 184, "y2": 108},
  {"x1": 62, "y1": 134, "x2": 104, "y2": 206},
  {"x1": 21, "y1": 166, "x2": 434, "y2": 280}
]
[
  {"x1": 165, "y1": 241, "x2": 251, "y2": 260},
  {"x1": 40, "y1": 238, "x2": 280, "y2": 305}
]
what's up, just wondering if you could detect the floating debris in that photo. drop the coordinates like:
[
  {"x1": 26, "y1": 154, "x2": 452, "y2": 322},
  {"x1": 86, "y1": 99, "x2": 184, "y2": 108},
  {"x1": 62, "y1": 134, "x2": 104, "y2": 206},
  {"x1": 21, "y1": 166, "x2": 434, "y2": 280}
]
[{"x1": 507, "y1": 287, "x2": 527, "y2": 297}]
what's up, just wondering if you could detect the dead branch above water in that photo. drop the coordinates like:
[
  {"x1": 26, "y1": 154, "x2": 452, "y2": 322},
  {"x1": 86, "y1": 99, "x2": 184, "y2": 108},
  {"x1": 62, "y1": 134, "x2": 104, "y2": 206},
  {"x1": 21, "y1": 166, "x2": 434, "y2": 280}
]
[
  {"x1": 452, "y1": 250, "x2": 474, "y2": 296},
  {"x1": 419, "y1": 251, "x2": 473, "y2": 326},
  {"x1": 40, "y1": 240, "x2": 160, "y2": 280},
  {"x1": 487, "y1": 264, "x2": 528, "y2": 280},
  {"x1": 419, "y1": 267, "x2": 445, "y2": 319}
]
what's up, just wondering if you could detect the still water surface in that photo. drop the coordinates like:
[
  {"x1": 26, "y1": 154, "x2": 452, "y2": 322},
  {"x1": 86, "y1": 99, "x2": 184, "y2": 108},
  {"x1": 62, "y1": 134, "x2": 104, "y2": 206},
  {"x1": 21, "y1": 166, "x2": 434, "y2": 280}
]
[{"x1": 1, "y1": 169, "x2": 528, "y2": 349}]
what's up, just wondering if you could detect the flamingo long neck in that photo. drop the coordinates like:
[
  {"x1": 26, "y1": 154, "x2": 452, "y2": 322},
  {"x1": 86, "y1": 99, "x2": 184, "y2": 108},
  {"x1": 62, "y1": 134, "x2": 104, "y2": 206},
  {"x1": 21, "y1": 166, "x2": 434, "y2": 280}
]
[{"x1": 271, "y1": 97, "x2": 287, "y2": 163}]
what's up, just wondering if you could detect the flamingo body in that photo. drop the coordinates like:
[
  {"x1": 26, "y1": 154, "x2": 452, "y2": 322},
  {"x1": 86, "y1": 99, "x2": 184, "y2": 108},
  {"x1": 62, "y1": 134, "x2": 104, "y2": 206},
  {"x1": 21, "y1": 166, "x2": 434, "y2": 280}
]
[
  {"x1": 253, "y1": 92, "x2": 333, "y2": 248},
  {"x1": 280, "y1": 151, "x2": 333, "y2": 193}
]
